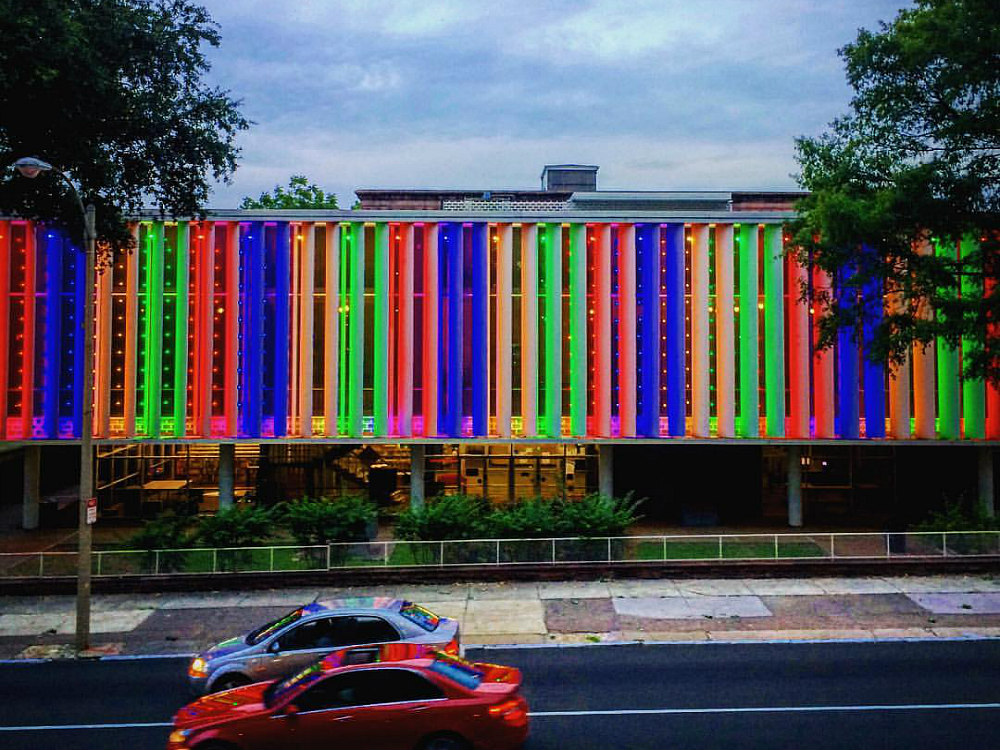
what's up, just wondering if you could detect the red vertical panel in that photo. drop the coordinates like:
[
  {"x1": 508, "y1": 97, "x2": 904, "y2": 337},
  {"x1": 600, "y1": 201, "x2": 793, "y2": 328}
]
[
  {"x1": 397, "y1": 223, "x2": 414, "y2": 437},
  {"x1": 787, "y1": 250, "x2": 810, "y2": 438},
  {"x1": 617, "y1": 224, "x2": 636, "y2": 437},
  {"x1": 224, "y1": 222, "x2": 239, "y2": 436},
  {"x1": 422, "y1": 223, "x2": 438, "y2": 436},
  {"x1": 594, "y1": 224, "x2": 612, "y2": 437},
  {"x1": 387, "y1": 224, "x2": 397, "y2": 434},
  {"x1": 812, "y1": 267, "x2": 835, "y2": 437},
  {"x1": 0, "y1": 221, "x2": 9, "y2": 440},
  {"x1": 987, "y1": 275, "x2": 1000, "y2": 439}
]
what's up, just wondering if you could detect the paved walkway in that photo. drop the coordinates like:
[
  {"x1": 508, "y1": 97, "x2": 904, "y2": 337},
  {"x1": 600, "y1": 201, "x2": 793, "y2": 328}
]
[{"x1": 2, "y1": 574, "x2": 999, "y2": 659}]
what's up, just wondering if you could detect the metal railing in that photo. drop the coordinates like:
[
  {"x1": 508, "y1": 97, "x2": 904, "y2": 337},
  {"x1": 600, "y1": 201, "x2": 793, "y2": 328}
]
[{"x1": 1, "y1": 530, "x2": 998, "y2": 578}]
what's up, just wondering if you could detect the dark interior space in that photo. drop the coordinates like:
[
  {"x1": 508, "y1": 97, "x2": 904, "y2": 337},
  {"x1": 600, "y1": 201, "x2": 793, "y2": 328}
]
[{"x1": 893, "y1": 445, "x2": 981, "y2": 525}]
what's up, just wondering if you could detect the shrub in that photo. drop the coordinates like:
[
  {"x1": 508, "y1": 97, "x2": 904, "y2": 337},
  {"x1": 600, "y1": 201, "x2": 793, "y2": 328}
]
[
  {"x1": 394, "y1": 494, "x2": 490, "y2": 541},
  {"x1": 283, "y1": 495, "x2": 377, "y2": 546},
  {"x1": 912, "y1": 500, "x2": 1000, "y2": 533},
  {"x1": 127, "y1": 513, "x2": 194, "y2": 550},
  {"x1": 555, "y1": 493, "x2": 644, "y2": 537},
  {"x1": 197, "y1": 505, "x2": 276, "y2": 548},
  {"x1": 487, "y1": 497, "x2": 561, "y2": 538}
]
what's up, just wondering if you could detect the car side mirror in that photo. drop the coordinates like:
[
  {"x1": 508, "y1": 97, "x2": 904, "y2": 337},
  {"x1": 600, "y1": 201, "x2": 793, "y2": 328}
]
[
  {"x1": 268, "y1": 641, "x2": 282, "y2": 654},
  {"x1": 284, "y1": 703, "x2": 299, "y2": 717}
]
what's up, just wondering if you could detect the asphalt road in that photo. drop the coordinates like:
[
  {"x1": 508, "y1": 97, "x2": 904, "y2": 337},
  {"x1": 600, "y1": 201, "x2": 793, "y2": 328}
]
[{"x1": 0, "y1": 641, "x2": 998, "y2": 749}]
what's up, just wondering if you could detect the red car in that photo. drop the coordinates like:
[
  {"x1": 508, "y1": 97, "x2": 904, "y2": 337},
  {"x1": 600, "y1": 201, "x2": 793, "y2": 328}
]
[{"x1": 167, "y1": 645, "x2": 529, "y2": 750}]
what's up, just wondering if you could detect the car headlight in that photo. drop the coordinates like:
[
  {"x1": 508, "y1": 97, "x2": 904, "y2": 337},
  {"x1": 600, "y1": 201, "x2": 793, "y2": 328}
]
[
  {"x1": 188, "y1": 657, "x2": 208, "y2": 678},
  {"x1": 168, "y1": 729, "x2": 190, "y2": 745}
]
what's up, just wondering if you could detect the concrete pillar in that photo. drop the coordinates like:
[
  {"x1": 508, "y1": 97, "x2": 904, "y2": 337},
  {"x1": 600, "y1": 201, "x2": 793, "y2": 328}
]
[
  {"x1": 410, "y1": 444, "x2": 425, "y2": 510},
  {"x1": 598, "y1": 444, "x2": 614, "y2": 497},
  {"x1": 22, "y1": 446, "x2": 40, "y2": 530},
  {"x1": 979, "y1": 447, "x2": 995, "y2": 518},
  {"x1": 787, "y1": 445, "x2": 803, "y2": 528},
  {"x1": 219, "y1": 443, "x2": 235, "y2": 510}
]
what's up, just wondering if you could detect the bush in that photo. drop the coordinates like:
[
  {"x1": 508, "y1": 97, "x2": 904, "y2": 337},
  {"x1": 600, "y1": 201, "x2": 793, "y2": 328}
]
[
  {"x1": 556, "y1": 493, "x2": 644, "y2": 537},
  {"x1": 912, "y1": 500, "x2": 1000, "y2": 533},
  {"x1": 394, "y1": 494, "x2": 490, "y2": 541},
  {"x1": 197, "y1": 505, "x2": 276, "y2": 548},
  {"x1": 487, "y1": 497, "x2": 561, "y2": 538},
  {"x1": 127, "y1": 513, "x2": 194, "y2": 550},
  {"x1": 282, "y1": 495, "x2": 377, "y2": 546}
]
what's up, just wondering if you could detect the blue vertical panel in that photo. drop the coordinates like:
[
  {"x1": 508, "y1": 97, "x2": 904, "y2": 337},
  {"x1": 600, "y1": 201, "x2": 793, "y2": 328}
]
[
  {"x1": 664, "y1": 223, "x2": 686, "y2": 437},
  {"x1": 836, "y1": 266, "x2": 860, "y2": 438},
  {"x1": 242, "y1": 221, "x2": 265, "y2": 437},
  {"x1": 471, "y1": 223, "x2": 488, "y2": 436},
  {"x1": 437, "y1": 226, "x2": 448, "y2": 435},
  {"x1": 273, "y1": 222, "x2": 290, "y2": 437},
  {"x1": 637, "y1": 224, "x2": 660, "y2": 437},
  {"x1": 72, "y1": 234, "x2": 85, "y2": 437},
  {"x1": 42, "y1": 229, "x2": 63, "y2": 438},
  {"x1": 861, "y1": 251, "x2": 885, "y2": 438},
  {"x1": 448, "y1": 223, "x2": 464, "y2": 437}
]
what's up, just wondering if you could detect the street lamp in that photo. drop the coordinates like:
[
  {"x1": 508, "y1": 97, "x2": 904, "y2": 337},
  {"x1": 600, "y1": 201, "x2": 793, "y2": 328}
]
[{"x1": 13, "y1": 156, "x2": 96, "y2": 652}]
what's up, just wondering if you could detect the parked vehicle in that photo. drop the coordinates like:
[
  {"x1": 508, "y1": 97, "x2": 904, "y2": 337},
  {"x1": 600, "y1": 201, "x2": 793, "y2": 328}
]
[
  {"x1": 169, "y1": 647, "x2": 529, "y2": 750},
  {"x1": 187, "y1": 598, "x2": 460, "y2": 695}
]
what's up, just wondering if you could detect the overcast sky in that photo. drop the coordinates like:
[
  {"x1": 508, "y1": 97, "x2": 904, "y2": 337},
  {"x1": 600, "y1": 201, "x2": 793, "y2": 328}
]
[{"x1": 200, "y1": 0, "x2": 907, "y2": 208}]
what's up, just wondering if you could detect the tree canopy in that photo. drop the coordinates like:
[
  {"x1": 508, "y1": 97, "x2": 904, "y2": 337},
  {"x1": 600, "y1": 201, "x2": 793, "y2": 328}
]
[
  {"x1": 790, "y1": 0, "x2": 1000, "y2": 382},
  {"x1": 240, "y1": 175, "x2": 340, "y2": 210},
  {"x1": 0, "y1": 0, "x2": 249, "y2": 252}
]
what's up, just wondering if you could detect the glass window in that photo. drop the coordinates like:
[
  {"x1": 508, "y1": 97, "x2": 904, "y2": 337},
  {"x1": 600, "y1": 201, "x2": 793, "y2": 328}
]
[
  {"x1": 247, "y1": 607, "x2": 304, "y2": 646},
  {"x1": 279, "y1": 617, "x2": 345, "y2": 651},
  {"x1": 352, "y1": 616, "x2": 400, "y2": 644},
  {"x1": 297, "y1": 669, "x2": 443, "y2": 712},
  {"x1": 398, "y1": 602, "x2": 440, "y2": 632}
]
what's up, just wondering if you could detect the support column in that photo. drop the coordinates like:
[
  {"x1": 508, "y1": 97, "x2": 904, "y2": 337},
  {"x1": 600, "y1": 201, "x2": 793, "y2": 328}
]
[
  {"x1": 22, "y1": 445, "x2": 40, "y2": 530},
  {"x1": 218, "y1": 443, "x2": 235, "y2": 510},
  {"x1": 979, "y1": 447, "x2": 995, "y2": 519},
  {"x1": 410, "y1": 444, "x2": 425, "y2": 511},
  {"x1": 598, "y1": 444, "x2": 614, "y2": 498},
  {"x1": 787, "y1": 445, "x2": 803, "y2": 528}
]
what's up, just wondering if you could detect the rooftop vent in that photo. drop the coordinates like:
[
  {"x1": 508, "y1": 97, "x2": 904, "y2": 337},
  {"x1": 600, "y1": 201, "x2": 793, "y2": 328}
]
[{"x1": 541, "y1": 164, "x2": 598, "y2": 192}]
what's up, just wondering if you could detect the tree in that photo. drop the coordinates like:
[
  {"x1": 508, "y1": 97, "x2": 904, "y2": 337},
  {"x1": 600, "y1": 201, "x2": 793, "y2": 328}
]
[
  {"x1": 790, "y1": 0, "x2": 1000, "y2": 382},
  {"x1": 0, "y1": 0, "x2": 249, "y2": 252},
  {"x1": 240, "y1": 175, "x2": 339, "y2": 209}
]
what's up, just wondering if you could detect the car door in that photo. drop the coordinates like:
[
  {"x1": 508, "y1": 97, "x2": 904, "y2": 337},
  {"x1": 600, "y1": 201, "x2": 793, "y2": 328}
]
[
  {"x1": 257, "y1": 617, "x2": 344, "y2": 681},
  {"x1": 280, "y1": 672, "x2": 385, "y2": 750},
  {"x1": 350, "y1": 668, "x2": 451, "y2": 750}
]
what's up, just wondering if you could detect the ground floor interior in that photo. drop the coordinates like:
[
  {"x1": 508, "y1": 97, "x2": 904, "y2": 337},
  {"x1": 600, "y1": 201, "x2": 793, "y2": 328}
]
[{"x1": 1, "y1": 442, "x2": 995, "y2": 533}]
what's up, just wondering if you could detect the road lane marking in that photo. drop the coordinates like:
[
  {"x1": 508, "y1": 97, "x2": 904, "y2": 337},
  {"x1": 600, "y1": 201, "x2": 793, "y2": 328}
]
[{"x1": 3, "y1": 703, "x2": 999, "y2": 731}]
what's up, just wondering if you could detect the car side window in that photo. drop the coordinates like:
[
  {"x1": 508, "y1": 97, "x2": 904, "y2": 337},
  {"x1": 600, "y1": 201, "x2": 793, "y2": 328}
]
[
  {"x1": 351, "y1": 616, "x2": 400, "y2": 644},
  {"x1": 294, "y1": 670, "x2": 443, "y2": 712},
  {"x1": 365, "y1": 669, "x2": 444, "y2": 703},
  {"x1": 278, "y1": 618, "x2": 337, "y2": 651},
  {"x1": 295, "y1": 673, "x2": 362, "y2": 712}
]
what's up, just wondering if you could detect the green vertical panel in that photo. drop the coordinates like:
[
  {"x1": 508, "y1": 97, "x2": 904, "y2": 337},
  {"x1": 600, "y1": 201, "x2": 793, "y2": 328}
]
[
  {"x1": 144, "y1": 221, "x2": 165, "y2": 438},
  {"x1": 936, "y1": 239, "x2": 960, "y2": 439},
  {"x1": 373, "y1": 222, "x2": 389, "y2": 435},
  {"x1": 960, "y1": 235, "x2": 984, "y2": 438},
  {"x1": 569, "y1": 224, "x2": 586, "y2": 436},
  {"x1": 763, "y1": 225, "x2": 785, "y2": 436},
  {"x1": 338, "y1": 224, "x2": 350, "y2": 435},
  {"x1": 545, "y1": 223, "x2": 562, "y2": 437},
  {"x1": 173, "y1": 222, "x2": 189, "y2": 436},
  {"x1": 349, "y1": 222, "x2": 365, "y2": 436},
  {"x1": 738, "y1": 223, "x2": 759, "y2": 437}
]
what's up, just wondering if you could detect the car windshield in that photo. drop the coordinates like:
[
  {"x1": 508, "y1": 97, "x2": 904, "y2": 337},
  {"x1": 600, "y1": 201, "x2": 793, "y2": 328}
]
[
  {"x1": 245, "y1": 607, "x2": 304, "y2": 646},
  {"x1": 399, "y1": 602, "x2": 440, "y2": 632},
  {"x1": 264, "y1": 661, "x2": 325, "y2": 708},
  {"x1": 427, "y1": 653, "x2": 483, "y2": 690}
]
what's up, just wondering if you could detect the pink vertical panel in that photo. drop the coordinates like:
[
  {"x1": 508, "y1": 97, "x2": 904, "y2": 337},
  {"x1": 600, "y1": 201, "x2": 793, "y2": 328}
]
[
  {"x1": 323, "y1": 224, "x2": 339, "y2": 436},
  {"x1": 887, "y1": 283, "x2": 912, "y2": 438},
  {"x1": 224, "y1": 222, "x2": 239, "y2": 436},
  {"x1": 397, "y1": 223, "x2": 414, "y2": 437},
  {"x1": 594, "y1": 224, "x2": 612, "y2": 437},
  {"x1": 0, "y1": 221, "x2": 8, "y2": 439},
  {"x1": 812, "y1": 267, "x2": 835, "y2": 438},
  {"x1": 123, "y1": 223, "x2": 140, "y2": 438},
  {"x1": 21, "y1": 223, "x2": 36, "y2": 438},
  {"x1": 787, "y1": 249, "x2": 810, "y2": 438},
  {"x1": 288, "y1": 224, "x2": 301, "y2": 434},
  {"x1": 912, "y1": 238, "x2": 935, "y2": 439},
  {"x1": 495, "y1": 223, "x2": 513, "y2": 438},
  {"x1": 422, "y1": 223, "x2": 439, "y2": 436},
  {"x1": 194, "y1": 223, "x2": 214, "y2": 436},
  {"x1": 520, "y1": 223, "x2": 538, "y2": 437},
  {"x1": 714, "y1": 224, "x2": 735, "y2": 437},
  {"x1": 691, "y1": 224, "x2": 710, "y2": 437},
  {"x1": 299, "y1": 223, "x2": 315, "y2": 437},
  {"x1": 617, "y1": 224, "x2": 636, "y2": 437}
]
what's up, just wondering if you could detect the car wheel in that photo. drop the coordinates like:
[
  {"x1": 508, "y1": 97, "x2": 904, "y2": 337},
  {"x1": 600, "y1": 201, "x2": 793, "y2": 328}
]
[
  {"x1": 417, "y1": 732, "x2": 471, "y2": 750},
  {"x1": 211, "y1": 674, "x2": 251, "y2": 692}
]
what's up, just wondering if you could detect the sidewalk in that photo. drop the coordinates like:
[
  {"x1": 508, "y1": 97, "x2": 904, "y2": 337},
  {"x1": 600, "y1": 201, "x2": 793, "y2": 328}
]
[{"x1": 2, "y1": 574, "x2": 1000, "y2": 660}]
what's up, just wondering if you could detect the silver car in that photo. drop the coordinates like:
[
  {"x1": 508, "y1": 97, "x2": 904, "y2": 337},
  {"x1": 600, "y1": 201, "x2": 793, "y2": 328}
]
[{"x1": 187, "y1": 597, "x2": 460, "y2": 694}]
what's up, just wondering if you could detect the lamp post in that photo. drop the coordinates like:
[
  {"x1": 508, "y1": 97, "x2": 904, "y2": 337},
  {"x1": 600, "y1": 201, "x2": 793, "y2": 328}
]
[{"x1": 13, "y1": 157, "x2": 96, "y2": 651}]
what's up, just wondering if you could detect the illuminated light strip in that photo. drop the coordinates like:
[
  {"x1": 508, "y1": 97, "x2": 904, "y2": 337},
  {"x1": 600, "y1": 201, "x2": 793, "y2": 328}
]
[
  {"x1": 737, "y1": 223, "x2": 759, "y2": 437},
  {"x1": 224, "y1": 223, "x2": 239, "y2": 436},
  {"x1": 272, "y1": 222, "x2": 291, "y2": 437},
  {"x1": 987, "y1": 260, "x2": 1000, "y2": 439},
  {"x1": 300, "y1": 223, "x2": 315, "y2": 437},
  {"x1": 288, "y1": 225, "x2": 300, "y2": 434},
  {"x1": 0, "y1": 221, "x2": 10, "y2": 439},
  {"x1": 714, "y1": 224, "x2": 735, "y2": 438},
  {"x1": 123, "y1": 223, "x2": 139, "y2": 438},
  {"x1": 663, "y1": 224, "x2": 683, "y2": 437},
  {"x1": 544, "y1": 223, "x2": 562, "y2": 438},
  {"x1": 935, "y1": 239, "x2": 960, "y2": 439},
  {"x1": 422, "y1": 223, "x2": 439, "y2": 436},
  {"x1": 690, "y1": 224, "x2": 710, "y2": 437},
  {"x1": 912, "y1": 238, "x2": 935, "y2": 439},
  {"x1": 594, "y1": 224, "x2": 612, "y2": 437},
  {"x1": 337, "y1": 224, "x2": 350, "y2": 435},
  {"x1": 387, "y1": 225, "x2": 396, "y2": 433},
  {"x1": 787, "y1": 246, "x2": 810, "y2": 439},
  {"x1": 73, "y1": 229, "x2": 86, "y2": 437},
  {"x1": 495, "y1": 223, "x2": 513, "y2": 438},
  {"x1": 812, "y1": 267, "x2": 835, "y2": 438},
  {"x1": 195, "y1": 223, "x2": 214, "y2": 436},
  {"x1": 144, "y1": 222, "x2": 165, "y2": 437},
  {"x1": 887, "y1": 273, "x2": 912, "y2": 438},
  {"x1": 471, "y1": 222, "x2": 489, "y2": 436},
  {"x1": 94, "y1": 227, "x2": 113, "y2": 438},
  {"x1": 520, "y1": 223, "x2": 538, "y2": 437},
  {"x1": 763, "y1": 226, "x2": 785, "y2": 437},
  {"x1": 349, "y1": 222, "x2": 365, "y2": 437},
  {"x1": 569, "y1": 223, "x2": 587, "y2": 437},
  {"x1": 617, "y1": 223, "x2": 637, "y2": 437},
  {"x1": 20, "y1": 223, "x2": 36, "y2": 438},
  {"x1": 397, "y1": 223, "x2": 414, "y2": 437},
  {"x1": 836, "y1": 263, "x2": 860, "y2": 439},
  {"x1": 861, "y1": 245, "x2": 885, "y2": 439},
  {"x1": 373, "y1": 222, "x2": 389, "y2": 436},
  {"x1": 960, "y1": 234, "x2": 985, "y2": 439},
  {"x1": 173, "y1": 222, "x2": 190, "y2": 437},
  {"x1": 42, "y1": 228, "x2": 64, "y2": 437},
  {"x1": 444, "y1": 222, "x2": 463, "y2": 438},
  {"x1": 240, "y1": 222, "x2": 264, "y2": 437},
  {"x1": 637, "y1": 224, "x2": 659, "y2": 437},
  {"x1": 323, "y1": 223, "x2": 339, "y2": 436}
]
